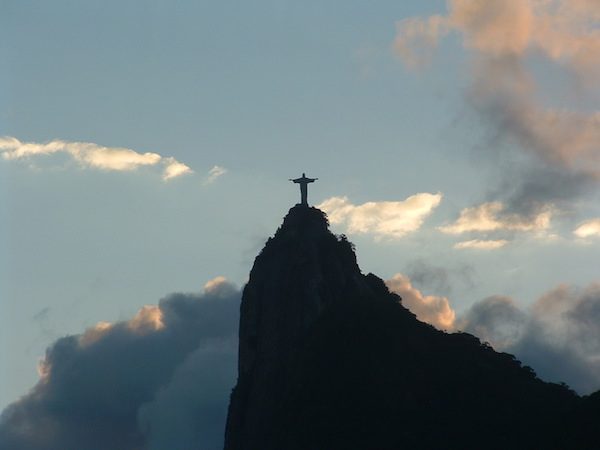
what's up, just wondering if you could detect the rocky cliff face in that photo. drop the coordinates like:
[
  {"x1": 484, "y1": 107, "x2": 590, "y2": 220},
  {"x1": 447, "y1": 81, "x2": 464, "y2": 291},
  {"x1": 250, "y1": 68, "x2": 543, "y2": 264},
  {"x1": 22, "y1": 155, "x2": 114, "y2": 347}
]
[
  {"x1": 224, "y1": 206, "x2": 379, "y2": 449},
  {"x1": 224, "y1": 206, "x2": 599, "y2": 450}
]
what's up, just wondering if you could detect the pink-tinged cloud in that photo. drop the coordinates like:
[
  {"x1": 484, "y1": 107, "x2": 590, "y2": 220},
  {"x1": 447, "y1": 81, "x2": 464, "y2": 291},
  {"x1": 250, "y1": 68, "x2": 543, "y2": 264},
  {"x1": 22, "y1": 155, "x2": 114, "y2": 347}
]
[
  {"x1": 395, "y1": 0, "x2": 600, "y2": 76},
  {"x1": 386, "y1": 273, "x2": 455, "y2": 330},
  {"x1": 0, "y1": 136, "x2": 193, "y2": 181},
  {"x1": 394, "y1": 0, "x2": 600, "y2": 220},
  {"x1": 394, "y1": 0, "x2": 600, "y2": 173},
  {"x1": 318, "y1": 193, "x2": 442, "y2": 239}
]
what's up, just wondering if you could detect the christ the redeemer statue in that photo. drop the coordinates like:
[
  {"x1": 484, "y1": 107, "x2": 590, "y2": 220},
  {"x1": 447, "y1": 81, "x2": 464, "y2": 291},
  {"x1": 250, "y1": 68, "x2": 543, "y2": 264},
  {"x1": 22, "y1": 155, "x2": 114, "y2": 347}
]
[{"x1": 290, "y1": 173, "x2": 318, "y2": 206}]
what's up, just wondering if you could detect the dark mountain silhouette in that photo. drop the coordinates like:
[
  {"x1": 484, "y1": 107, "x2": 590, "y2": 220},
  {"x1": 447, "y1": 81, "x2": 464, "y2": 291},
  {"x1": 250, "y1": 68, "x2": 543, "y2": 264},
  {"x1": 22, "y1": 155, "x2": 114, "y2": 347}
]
[{"x1": 224, "y1": 205, "x2": 600, "y2": 450}]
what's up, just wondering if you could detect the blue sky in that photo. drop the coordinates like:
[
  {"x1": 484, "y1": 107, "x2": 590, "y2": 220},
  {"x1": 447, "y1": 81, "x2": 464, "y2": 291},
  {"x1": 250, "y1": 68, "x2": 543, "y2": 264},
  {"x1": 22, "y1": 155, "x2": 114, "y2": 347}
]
[{"x1": 2, "y1": 0, "x2": 600, "y2": 414}]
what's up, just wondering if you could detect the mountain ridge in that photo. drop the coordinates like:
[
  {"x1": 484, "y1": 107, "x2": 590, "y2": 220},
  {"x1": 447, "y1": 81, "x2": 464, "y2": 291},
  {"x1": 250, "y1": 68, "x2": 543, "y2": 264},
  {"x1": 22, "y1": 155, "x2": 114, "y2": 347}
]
[{"x1": 224, "y1": 205, "x2": 599, "y2": 449}]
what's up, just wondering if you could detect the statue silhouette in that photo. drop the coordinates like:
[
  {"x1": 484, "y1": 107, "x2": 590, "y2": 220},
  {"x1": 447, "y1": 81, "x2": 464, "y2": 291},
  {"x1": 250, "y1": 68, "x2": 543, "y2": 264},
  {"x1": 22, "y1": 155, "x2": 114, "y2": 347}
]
[{"x1": 290, "y1": 173, "x2": 318, "y2": 206}]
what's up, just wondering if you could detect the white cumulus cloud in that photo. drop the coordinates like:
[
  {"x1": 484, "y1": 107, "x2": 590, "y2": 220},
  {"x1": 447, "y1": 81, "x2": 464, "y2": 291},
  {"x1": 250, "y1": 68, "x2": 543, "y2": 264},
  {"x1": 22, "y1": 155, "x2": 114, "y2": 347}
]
[
  {"x1": 0, "y1": 136, "x2": 193, "y2": 181},
  {"x1": 318, "y1": 192, "x2": 442, "y2": 239}
]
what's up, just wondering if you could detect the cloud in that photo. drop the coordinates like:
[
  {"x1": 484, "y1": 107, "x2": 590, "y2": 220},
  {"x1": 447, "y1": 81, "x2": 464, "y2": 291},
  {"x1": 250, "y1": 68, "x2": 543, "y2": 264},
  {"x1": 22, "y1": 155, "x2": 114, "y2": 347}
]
[
  {"x1": 457, "y1": 295, "x2": 528, "y2": 348},
  {"x1": 404, "y1": 259, "x2": 475, "y2": 295},
  {"x1": 439, "y1": 201, "x2": 552, "y2": 234},
  {"x1": 394, "y1": 15, "x2": 449, "y2": 68},
  {"x1": 318, "y1": 193, "x2": 442, "y2": 239},
  {"x1": 467, "y1": 56, "x2": 600, "y2": 175},
  {"x1": 138, "y1": 341, "x2": 236, "y2": 450},
  {"x1": 0, "y1": 277, "x2": 240, "y2": 450},
  {"x1": 439, "y1": 201, "x2": 553, "y2": 246},
  {"x1": 386, "y1": 273, "x2": 455, "y2": 330},
  {"x1": 0, "y1": 136, "x2": 193, "y2": 181},
  {"x1": 203, "y1": 165, "x2": 227, "y2": 185},
  {"x1": 395, "y1": 0, "x2": 600, "y2": 83},
  {"x1": 457, "y1": 282, "x2": 600, "y2": 394},
  {"x1": 162, "y1": 157, "x2": 193, "y2": 181},
  {"x1": 574, "y1": 218, "x2": 600, "y2": 238},
  {"x1": 493, "y1": 165, "x2": 594, "y2": 219},
  {"x1": 394, "y1": 0, "x2": 600, "y2": 217},
  {"x1": 454, "y1": 239, "x2": 508, "y2": 250}
]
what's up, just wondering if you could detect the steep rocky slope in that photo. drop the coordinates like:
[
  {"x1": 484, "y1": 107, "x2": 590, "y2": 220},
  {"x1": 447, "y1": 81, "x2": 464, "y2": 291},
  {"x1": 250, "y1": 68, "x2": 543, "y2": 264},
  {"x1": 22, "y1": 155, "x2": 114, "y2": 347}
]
[{"x1": 224, "y1": 205, "x2": 599, "y2": 450}]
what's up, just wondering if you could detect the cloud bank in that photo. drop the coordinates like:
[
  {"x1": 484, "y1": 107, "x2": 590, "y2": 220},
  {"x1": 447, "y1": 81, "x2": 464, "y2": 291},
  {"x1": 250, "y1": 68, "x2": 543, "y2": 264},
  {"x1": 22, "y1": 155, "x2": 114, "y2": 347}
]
[
  {"x1": 0, "y1": 136, "x2": 193, "y2": 181},
  {"x1": 458, "y1": 282, "x2": 600, "y2": 394},
  {"x1": 0, "y1": 277, "x2": 240, "y2": 450},
  {"x1": 395, "y1": 0, "x2": 600, "y2": 220},
  {"x1": 386, "y1": 271, "x2": 600, "y2": 394},
  {"x1": 318, "y1": 193, "x2": 442, "y2": 239},
  {"x1": 2, "y1": 269, "x2": 600, "y2": 450}
]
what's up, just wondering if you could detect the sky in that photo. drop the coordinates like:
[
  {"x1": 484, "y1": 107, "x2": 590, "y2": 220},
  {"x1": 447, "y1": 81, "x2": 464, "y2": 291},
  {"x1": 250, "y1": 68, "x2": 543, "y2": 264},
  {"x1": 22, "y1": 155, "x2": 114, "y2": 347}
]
[{"x1": 1, "y1": 0, "x2": 600, "y2": 447}]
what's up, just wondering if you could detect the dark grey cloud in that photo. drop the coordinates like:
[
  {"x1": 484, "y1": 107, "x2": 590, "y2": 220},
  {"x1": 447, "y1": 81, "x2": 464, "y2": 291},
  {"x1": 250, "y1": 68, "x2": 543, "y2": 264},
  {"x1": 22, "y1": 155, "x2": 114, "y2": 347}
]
[
  {"x1": 457, "y1": 295, "x2": 528, "y2": 347},
  {"x1": 138, "y1": 341, "x2": 236, "y2": 450},
  {"x1": 0, "y1": 278, "x2": 240, "y2": 450},
  {"x1": 461, "y1": 53, "x2": 600, "y2": 242},
  {"x1": 458, "y1": 283, "x2": 600, "y2": 394},
  {"x1": 488, "y1": 164, "x2": 595, "y2": 219},
  {"x1": 404, "y1": 259, "x2": 475, "y2": 295},
  {"x1": 465, "y1": 48, "x2": 600, "y2": 220}
]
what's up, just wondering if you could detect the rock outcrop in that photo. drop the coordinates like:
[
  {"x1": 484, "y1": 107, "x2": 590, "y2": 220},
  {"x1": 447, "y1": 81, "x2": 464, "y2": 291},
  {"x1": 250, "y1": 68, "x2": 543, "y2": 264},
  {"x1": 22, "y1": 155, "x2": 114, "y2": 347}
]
[{"x1": 224, "y1": 205, "x2": 599, "y2": 450}]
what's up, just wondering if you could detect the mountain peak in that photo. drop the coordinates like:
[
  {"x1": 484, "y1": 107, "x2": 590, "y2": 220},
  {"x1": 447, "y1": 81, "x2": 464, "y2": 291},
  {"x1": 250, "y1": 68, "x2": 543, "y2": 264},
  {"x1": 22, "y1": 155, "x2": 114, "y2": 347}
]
[
  {"x1": 257, "y1": 205, "x2": 360, "y2": 280},
  {"x1": 224, "y1": 207, "x2": 599, "y2": 450},
  {"x1": 277, "y1": 204, "x2": 329, "y2": 236}
]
